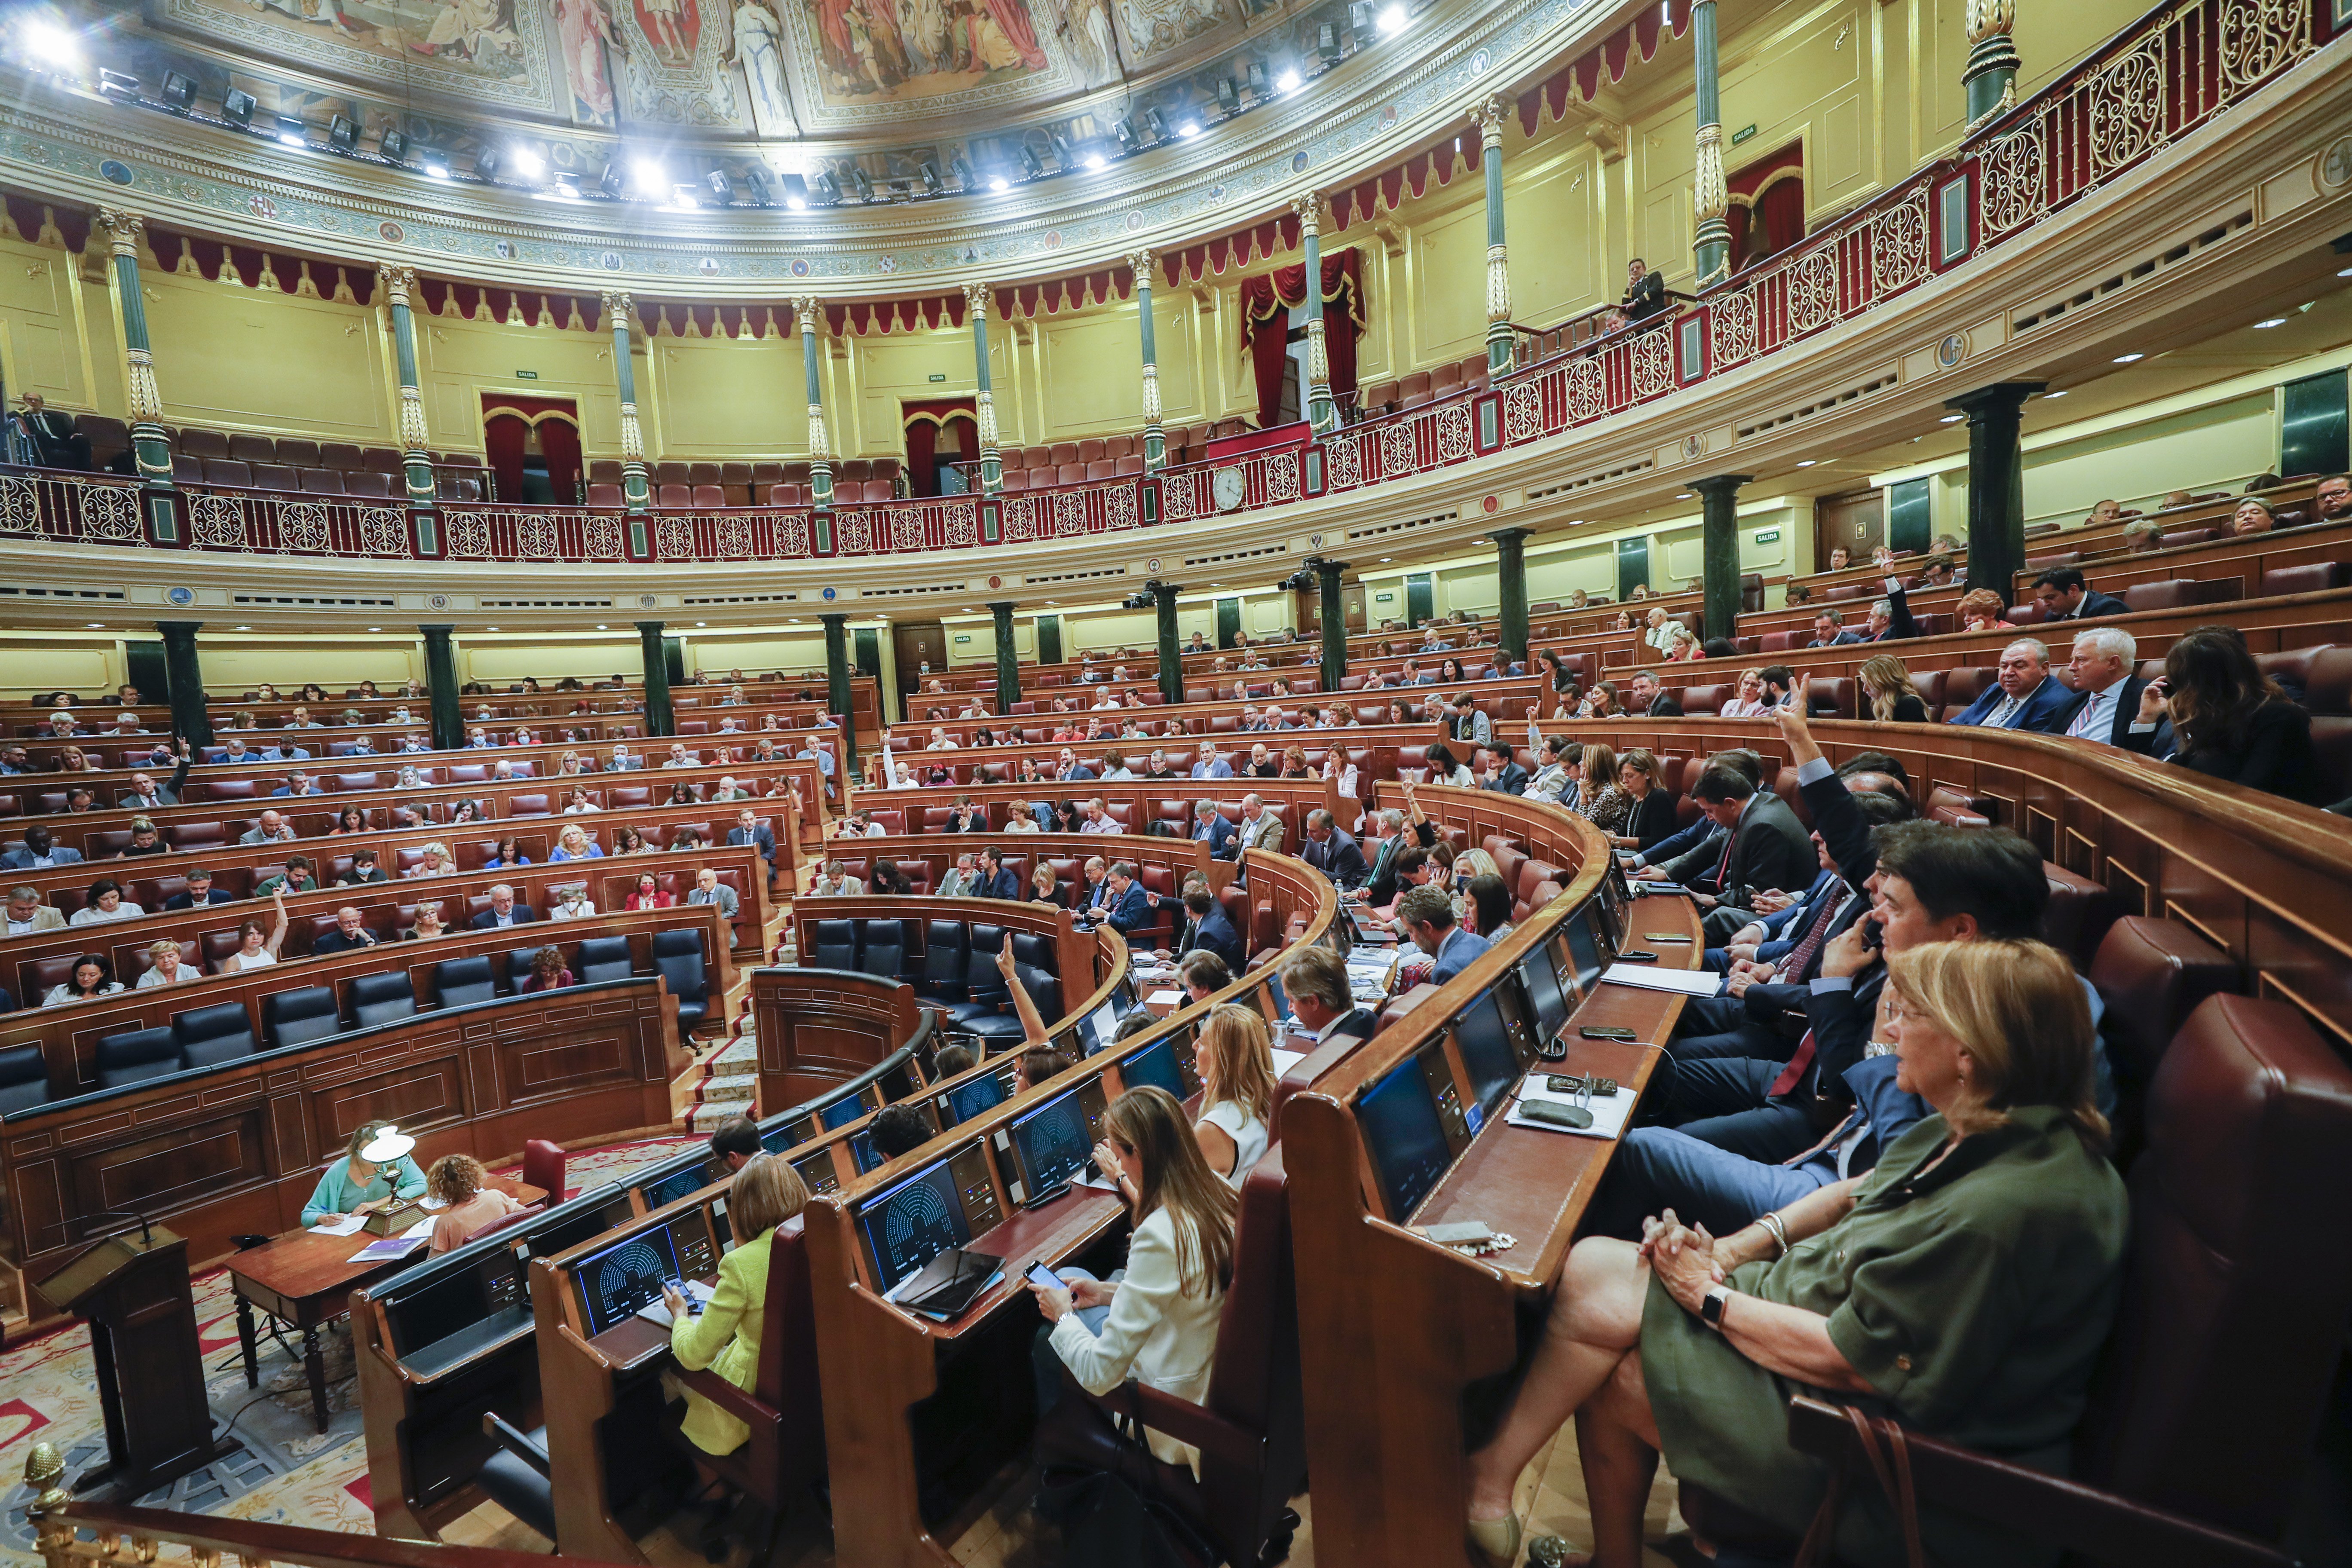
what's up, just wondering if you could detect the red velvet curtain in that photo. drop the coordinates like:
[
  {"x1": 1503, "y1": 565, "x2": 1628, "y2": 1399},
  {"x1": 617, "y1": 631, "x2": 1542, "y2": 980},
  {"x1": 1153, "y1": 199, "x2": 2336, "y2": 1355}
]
[
  {"x1": 1726, "y1": 144, "x2": 1807, "y2": 274},
  {"x1": 1237, "y1": 250, "x2": 1365, "y2": 430},
  {"x1": 905, "y1": 419, "x2": 937, "y2": 496},
  {"x1": 537, "y1": 417, "x2": 583, "y2": 503},
  {"x1": 483, "y1": 414, "x2": 529, "y2": 503}
]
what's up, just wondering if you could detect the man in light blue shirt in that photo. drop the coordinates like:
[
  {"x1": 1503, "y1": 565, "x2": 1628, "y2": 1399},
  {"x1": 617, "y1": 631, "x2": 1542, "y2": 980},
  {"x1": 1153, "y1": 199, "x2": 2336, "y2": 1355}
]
[
  {"x1": 1191, "y1": 748, "x2": 1234, "y2": 779},
  {"x1": 1397, "y1": 884, "x2": 1490, "y2": 983},
  {"x1": 2053, "y1": 626, "x2": 2156, "y2": 749}
]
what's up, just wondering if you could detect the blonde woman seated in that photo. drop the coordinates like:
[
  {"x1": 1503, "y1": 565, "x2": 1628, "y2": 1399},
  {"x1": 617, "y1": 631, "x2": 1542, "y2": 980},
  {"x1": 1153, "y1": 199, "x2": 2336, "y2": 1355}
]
[
  {"x1": 1028, "y1": 1086, "x2": 1237, "y2": 1472},
  {"x1": 1568, "y1": 741, "x2": 1630, "y2": 835},
  {"x1": 404, "y1": 903, "x2": 450, "y2": 941},
  {"x1": 405, "y1": 842, "x2": 455, "y2": 878},
  {"x1": 301, "y1": 1121, "x2": 428, "y2": 1227},
  {"x1": 426, "y1": 1153, "x2": 525, "y2": 1253},
  {"x1": 549, "y1": 824, "x2": 603, "y2": 862},
  {"x1": 135, "y1": 939, "x2": 199, "y2": 988},
  {"x1": 548, "y1": 884, "x2": 599, "y2": 922},
  {"x1": 661, "y1": 1153, "x2": 811, "y2": 1458},
  {"x1": 1859, "y1": 652, "x2": 1930, "y2": 723},
  {"x1": 1462, "y1": 940, "x2": 2125, "y2": 1568},
  {"x1": 1718, "y1": 669, "x2": 1771, "y2": 719}
]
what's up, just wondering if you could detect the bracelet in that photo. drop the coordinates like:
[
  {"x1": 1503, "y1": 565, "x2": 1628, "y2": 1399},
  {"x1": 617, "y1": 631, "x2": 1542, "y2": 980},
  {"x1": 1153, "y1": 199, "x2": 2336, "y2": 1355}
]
[{"x1": 1759, "y1": 1212, "x2": 1790, "y2": 1258}]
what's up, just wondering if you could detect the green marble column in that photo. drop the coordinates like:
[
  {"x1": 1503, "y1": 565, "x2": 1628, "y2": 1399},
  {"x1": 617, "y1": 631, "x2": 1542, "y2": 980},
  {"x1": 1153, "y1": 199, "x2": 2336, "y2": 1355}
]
[
  {"x1": 964, "y1": 282, "x2": 1002, "y2": 495},
  {"x1": 823, "y1": 612, "x2": 858, "y2": 774},
  {"x1": 989, "y1": 602, "x2": 1021, "y2": 714},
  {"x1": 156, "y1": 621, "x2": 212, "y2": 747},
  {"x1": 1472, "y1": 99, "x2": 1515, "y2": 374},
  {"x1": 1316, "y1": 560, "x2": 1348, "y2": 693},
  {"x1": 1129, "y1": 250, "x2": 1167, "y2": 471},
  {"x1": 1294, "y1": 192, "x2": 1335, "y2": 436},
  {"x1": 1963, "y1": 0, "x2": 2020, "y2": 129},
  {"x1": 637, "y1": 620, "x2": 674, "y2": 737},
  {"x1": 420, "y1": 625, "x2": 462, "y2": 751},
  {"x1": 377, "y1": 263, "x2": 438, "y2": 514},
  {"x1": 97, "y1": 210, "x2": 174, "y2": 505},
  {"x1": 1691, "y1": 0, "x2": 1731, "y2": 287},
  {"x1": 1493, "y1": 528, "x2": 1531, "y2": 664},
  {"x1": 1153, "y1": 584, "x2": 1183, "y2": 707},
  {"x1": 1693, "y1": 476, "x2": 1752, "y2": 645},
  {"x1": 605, "y1": 291, "x2": 650, "y2": 514},
  {"x1": 792, "y1": 295, "x2": 835, "y2": 510},
  {"x1": 1947, "y1": 383, "x2": 2044, "y2": 609}
]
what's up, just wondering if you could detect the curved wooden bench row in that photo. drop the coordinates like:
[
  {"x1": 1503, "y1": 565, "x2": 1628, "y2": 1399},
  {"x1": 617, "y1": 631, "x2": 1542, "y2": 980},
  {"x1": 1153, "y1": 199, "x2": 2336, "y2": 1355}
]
[
  {"x1": 1549, "y1": 714, "x2": 2352, "y2": 1047},
  {"x1": 0, "y1": 901, "x2": 727, "y2": 1115},
  {"x1": 2, "y1": 721, "x2": 843, "y2": 802},
  {"x1": 754, "y1": 906, "x2": 1123, "y2": 1111},
  {"x1": 1732, "y1": 516, "x2": 2352, "y2": 642},
  {"x1": 7, "y1": 754, "x2": 826, "y2": 862},
  {"x1": 0, "y1": 801, "x2": 790, "y2": 931},
  {"x1": 0, "y1": 843, "x2": 771, "y2": 1012},
  {"x1": 1, "y1": 935, "x2": 699, "y2": 1325},
  {"x1": 14, "y1": 671, "x2": 876, "y2": 720}
]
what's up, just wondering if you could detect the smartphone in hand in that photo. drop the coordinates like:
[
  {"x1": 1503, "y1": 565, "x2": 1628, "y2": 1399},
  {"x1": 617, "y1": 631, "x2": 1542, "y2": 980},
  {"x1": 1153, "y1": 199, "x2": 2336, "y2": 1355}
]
[{"x1": 1026, "y1": 1262, "x2": 1064, "y2": 1292}]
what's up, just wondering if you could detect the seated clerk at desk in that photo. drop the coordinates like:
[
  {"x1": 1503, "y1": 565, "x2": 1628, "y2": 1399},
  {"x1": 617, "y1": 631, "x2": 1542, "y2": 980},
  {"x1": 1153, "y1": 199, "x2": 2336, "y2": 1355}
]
[
  {"x1": 659, "y1": 1155, "x2": 812, "y2": 1469},
  {"x1": 1027, "y1": 1087, "x2": 1236, "y2": 1473},
  {"x1": 426, "y1": 1154, "x2": 525, "y2": 1253},
  {"x1": 708, "y1": 1113, "x2": 762, "y2": 1174},
  {"x1": 1461, "y1": 940, "x2": 2126, "y2": 1568},
  {"x1": 301, "y1": 1121, "x2": 429, "y2": 1228}
]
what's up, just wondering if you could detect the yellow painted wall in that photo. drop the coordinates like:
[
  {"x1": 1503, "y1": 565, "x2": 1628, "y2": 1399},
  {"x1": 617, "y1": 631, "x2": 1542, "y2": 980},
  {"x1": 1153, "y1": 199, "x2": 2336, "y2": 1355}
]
[
  {"x1": 142, "y1": 271, "x2": 392, "y2": 440},
  {"x1": 0, "y1": 238, "x2": 101, "y2": 414},
  {"x1": 848, "y1": 326, "x2": 978, "y2": 457},
  {"x1": 682, "y1": 635, "x2": 832, "y2": 676},
  {"x1": 416, "y1": 310, "x2": 626, "y2": 456},
  {"x1": 200, "y1": 642, "x2": 421, "y2": 692},
  {"x1": 2024, "y1": 394, "x2": 2276, "y2": 526},
  {"x1": 3, "y1": 637, "x2": 125, "y2": 701},
  {"x1": 648, "y1": 330, "x2": 808, "y2": 459}
]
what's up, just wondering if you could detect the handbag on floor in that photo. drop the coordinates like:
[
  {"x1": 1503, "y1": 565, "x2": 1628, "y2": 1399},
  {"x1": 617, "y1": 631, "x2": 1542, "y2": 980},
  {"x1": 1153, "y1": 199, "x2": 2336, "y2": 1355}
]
[{"x1": 1033, "y1": 1382, "x2": 1222, "y2": 1568}]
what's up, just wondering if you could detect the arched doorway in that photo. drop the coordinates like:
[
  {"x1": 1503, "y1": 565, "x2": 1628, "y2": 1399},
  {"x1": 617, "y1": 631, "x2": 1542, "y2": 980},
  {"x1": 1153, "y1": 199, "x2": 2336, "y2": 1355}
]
[
  {"x1": 481, "y1": 393, "x2": 585, "y2": 504},
  {"x1": 903, "y1": 398, "x2": 978, "y2": 497}
]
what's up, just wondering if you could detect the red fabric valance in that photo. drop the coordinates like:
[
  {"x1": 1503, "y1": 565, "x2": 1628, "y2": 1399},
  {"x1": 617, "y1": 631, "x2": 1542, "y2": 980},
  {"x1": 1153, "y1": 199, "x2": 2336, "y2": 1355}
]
[
  {"x1": 1516, "y1": 0, "x2": 1691, "y2": 135},
  {"x1": 144, "y1": 225, "x2": 377, "y2": 305},
  {"x1": 1158, "y1": 216, "x2": 1302, "y2": 289},
  {"x1": 992, "y1": 268, "x2": 1130, "y2": 321},
  {"x1": 416, "y1": 278, "x2": 596, "y2": 328}
]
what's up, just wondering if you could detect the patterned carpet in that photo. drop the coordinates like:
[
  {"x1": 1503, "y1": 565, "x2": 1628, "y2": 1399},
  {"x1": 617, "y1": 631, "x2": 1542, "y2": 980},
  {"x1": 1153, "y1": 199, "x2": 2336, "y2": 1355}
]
[
  {"x1": 0, "y1": 1134, "x2": 702, "y2": 1568},
  {"x1": 680, "y1": 1025, "x2": 761, "y2": 1135}
]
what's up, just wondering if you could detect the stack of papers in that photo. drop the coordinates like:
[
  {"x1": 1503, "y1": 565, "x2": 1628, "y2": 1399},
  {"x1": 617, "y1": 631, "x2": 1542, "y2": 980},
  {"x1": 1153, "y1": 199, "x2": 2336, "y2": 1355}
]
[
  {"x1": 1504, "y1": 1072, "x2": 1638, "y2": 1140},
  {"x1": 1597, "y1": 963, "x2": 1722, "y2": 997}
]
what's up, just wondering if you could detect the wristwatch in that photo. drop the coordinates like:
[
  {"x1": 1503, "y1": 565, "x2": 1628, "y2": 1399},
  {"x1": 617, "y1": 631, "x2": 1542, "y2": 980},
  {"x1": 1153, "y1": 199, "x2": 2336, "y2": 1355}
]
[{"x1": 1700, "y1": 1286, "x2": 1733, "y2": 1331}]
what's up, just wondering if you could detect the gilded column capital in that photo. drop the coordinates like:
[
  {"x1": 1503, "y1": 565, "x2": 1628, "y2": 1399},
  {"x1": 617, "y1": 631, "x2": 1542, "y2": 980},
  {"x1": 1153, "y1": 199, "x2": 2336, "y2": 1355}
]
[
  {"x1": 1124, "y1": 248, "x2": 1155, "y2": 283},
  {"x1": 789, "y1": 295, "x2": 823, "y2": 334},
  {"x1": 1469, "y1": 95, "x2": 1510, "y2": 148},
  {"x1": 96, "y1": 208, "x2": 144, "y2": 257},
  {"x1": 600, "y1": 290, "x2": 635, "y2": 327},
  {"x1": 962, "y1": 280, "x2": 992, "y2": 318},
  {"x1": 375, "y1": 263, "x2": 418, "y2": 309},
  {"x1": 1965, "y1": 0, "x2": 2015, "y2": 46},
  {"x1": 1290, "y1": 190, "x2": 1323, "y2": 237}
]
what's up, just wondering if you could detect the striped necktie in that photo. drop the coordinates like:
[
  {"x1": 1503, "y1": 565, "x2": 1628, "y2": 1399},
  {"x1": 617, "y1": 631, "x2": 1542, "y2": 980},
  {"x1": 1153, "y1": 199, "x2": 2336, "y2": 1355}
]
[{"x1": 2067, "y1": 687, "x2": 2106, "y2": 739}]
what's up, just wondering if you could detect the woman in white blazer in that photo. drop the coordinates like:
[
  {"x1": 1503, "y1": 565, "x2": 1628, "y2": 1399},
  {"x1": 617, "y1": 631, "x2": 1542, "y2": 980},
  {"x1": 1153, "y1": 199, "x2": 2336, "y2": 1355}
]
[{"x1": 1027, "y1": 1086, "x2": 1237, "y2": 1472}]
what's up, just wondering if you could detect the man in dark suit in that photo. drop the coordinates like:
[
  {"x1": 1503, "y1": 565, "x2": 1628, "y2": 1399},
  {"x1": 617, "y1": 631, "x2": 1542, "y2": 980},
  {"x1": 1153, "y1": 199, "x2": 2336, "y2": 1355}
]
[
  {"x1": 1807, "y1": 609, "x2": 1864, "y2": 647},
  {"x1": 1092, "y1": 861, "x2": 1155, "y2": 943},
  {"x1": 1619, "y1": 257, "x2": 1668, "y2": 324},
  {"x1": 1281, "y1": 946, "x2": 1375, "y2": 1044},
  {"x1": 1300, "y1": 808, "x2": 1370, "y2": 888},
  {"x1": 312, "y1": 906, "x2": 383, "y2": 956},
  {"x1": 727, "y1": 807, "x2": 778, "y2": 877},
  {"x1": 15, "y1": 394, "x2": 90, "y2": 469},
  {"x1": 2030, "y1": 567, "x2": 2129, "y2": 623},
  {"x1": 2053, "y1": 626, "x2": 2170, "y2": 751},
  {"x1": 162, "y1": 867, "x2": 238, "y2": 909},
  {"x1": 117, "y1": 743, "x2": 192, "y2": 810},
  {"x1": 469, "y1": 884, "x2": 539, "y2": 928},
  {"x1": 1684, "y1": 767, "x2": 1816, "y2": 908},
  {"x1": 1625, "y1": 671, "x2": 1683, "y2": 719},
  {"x1": 1191, "y1": 799, "x2": 1240, "y2": 860},
  {"x1": 976, "y1": 846, "x2": 1023, "y2": 901},
  {"x1": 1476, "y1": 743, "x2": 1529, "y2": 796},
  {"x1": 1946, "y1": 637, "x2": 2073, "y2": 732},
  {"x1": 1178, "y1": 886, "x2": 1245, "y2": 973}
]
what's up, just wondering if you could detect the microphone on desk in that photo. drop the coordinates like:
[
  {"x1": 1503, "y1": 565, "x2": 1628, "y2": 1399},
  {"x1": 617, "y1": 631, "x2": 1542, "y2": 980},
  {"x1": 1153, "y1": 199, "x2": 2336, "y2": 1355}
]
[{"x1": 83, "y1": 1208, "x2": 155, "y2": 1247}]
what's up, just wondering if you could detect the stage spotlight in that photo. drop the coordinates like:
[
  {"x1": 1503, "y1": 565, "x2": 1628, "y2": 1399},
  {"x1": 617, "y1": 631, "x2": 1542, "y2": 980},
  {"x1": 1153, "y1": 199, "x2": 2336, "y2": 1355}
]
[
  {"x1": 221, "y1": 89, "x2": 256, "y2": 127},
  {"x1": 160, "y1": 71, "x2": 196, "y2": 110},
  {"x1": 328, "y1": 114, "x2": 358, "y2": 150},
  {"x1": 781, "y1": 172, "x2": 809, "y2": 209},
  {"x1": 380, "y1": 126, "x2": 409, "y2": 160}
]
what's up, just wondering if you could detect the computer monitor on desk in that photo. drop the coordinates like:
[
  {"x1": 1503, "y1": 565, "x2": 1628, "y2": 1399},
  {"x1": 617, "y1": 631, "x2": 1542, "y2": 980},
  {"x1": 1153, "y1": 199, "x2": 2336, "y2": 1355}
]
[
  {"x1": 1120, "y1": 1019, "x2": 1201, "y2": 1102},
  {"x1": 527, "y1": 1188, "x2": 639, "y2": 1262},
  {"x1": 821, "y1": 1089, "x2": 873, "y2": 1132},
  {"x1": 1353, "y1": 1044, "x2": 1477, "y2": 1222},
  {"x1": 854, "y1": 1141, "x2": 1003, "y2": 1294},
  {"x1": 1006, "y1": 1079, "x2": 1111, "y2": 1205},
  {"x1": 1519, "y1": 942, "x2": 1572, "y2": 1041},
  {"x1": 1561, "y1": 906, "x2": 1608, "y2": 994},
  {"x1": 1451, "y1": 981, "x2": 1531, "y2": 1115},
  {"x1": 634, "y1": 1155, "x2": 723, "y2": 1214},
  {"x1": 571, "y1": 1210, "x2": 719, "y2": 1338},
  {"x1": 383, "y1": 1246, "x2": 529, "y2": 1359}
]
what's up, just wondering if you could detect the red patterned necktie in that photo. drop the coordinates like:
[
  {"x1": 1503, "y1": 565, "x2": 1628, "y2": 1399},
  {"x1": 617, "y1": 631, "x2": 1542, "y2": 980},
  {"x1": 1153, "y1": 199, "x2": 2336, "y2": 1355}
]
[
  {"x1": 1767, "y1": 1030, "x2": 1816, "y2": 1098},
  {"x1": 1783, "y1": 891, "x2": 1847, "y2": 982}
]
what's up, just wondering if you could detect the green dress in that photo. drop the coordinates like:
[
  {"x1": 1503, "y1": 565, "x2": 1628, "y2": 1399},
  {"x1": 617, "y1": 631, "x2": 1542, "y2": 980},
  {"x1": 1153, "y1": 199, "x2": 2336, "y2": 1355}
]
[
  {"x1": 1642, "y1": 1106, "x2": 2127, "y2": 1568},
  {"x1": 671, "y1": 1231, "x2": 772, "y2": 1455}
]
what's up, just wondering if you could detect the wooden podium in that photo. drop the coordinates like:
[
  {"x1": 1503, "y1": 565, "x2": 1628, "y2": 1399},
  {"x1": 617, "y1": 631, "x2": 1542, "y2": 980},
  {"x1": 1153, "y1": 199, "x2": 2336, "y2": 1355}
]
[{"x1": 36, "y1": 1224, "x2": 232, "y2": 1501}]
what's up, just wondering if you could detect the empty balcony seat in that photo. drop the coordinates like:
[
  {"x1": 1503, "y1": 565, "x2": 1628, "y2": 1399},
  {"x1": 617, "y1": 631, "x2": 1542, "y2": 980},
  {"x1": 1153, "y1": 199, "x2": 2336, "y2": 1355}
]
[
  {"x1": 203, "y1": 458, "x2": 251, "y2": 487},
  {"x1": 589, "y1": 458, "x2": 625, "y2": 483},
  {"x1": 688, "y1": 461, "x2": 722, "y2": 486},
  {"x1": 229, "y1": 432, "x2": 277, "y2": 463},
  {"x1": 588, "y1": 482, "x2": 624, "y2": 507},
  {"x1": 319, "y1": 441, "x2": 364, "y2": 470},
  {"x1": 251, "y1": 463, "x2": 298, "y2": 491},
  {"x1": 361, "y1": 446, "x2": 404, "y2": 473},
  {"x1": 179, "y1": 428, "x2": 230, "y2": 459},
  {"x1": 276, "y1": 438, "x2": 322, "y2": 468},
  {"x1": 344, "y1": 471, "x2": 396, "y2": 498},
  {"x1": 692, "y1": 484, "x2": 727, "y2": 508},
  {"x1": 657, "y1": 483, "x2": 693, "y2": 508},
  {"x1": 766, "y1": 482, "x2": 805, "y2": 508},
  {"x1": 654, "y1": 460, "x2": 691, "y2": 486},
  {"x1": 299, "y1": 468, "x2": 346, "y2": 495},
  {"x1": 1085, "y1": 459, "x2": 1118, "y2": 481},
  {"x1": 171, "y1": 453, "x2": 205, "y2": 483}
]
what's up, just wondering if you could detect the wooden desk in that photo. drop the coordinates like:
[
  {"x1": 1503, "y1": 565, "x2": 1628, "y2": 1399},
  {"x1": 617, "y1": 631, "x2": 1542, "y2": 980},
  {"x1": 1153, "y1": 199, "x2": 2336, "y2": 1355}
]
[
  {"x1": 1286, "y1": 812, "x2": 1693, "y2": 1568},
  {"x1": 229, "y1": 1174, "x2": 544, "y2": 1432}
]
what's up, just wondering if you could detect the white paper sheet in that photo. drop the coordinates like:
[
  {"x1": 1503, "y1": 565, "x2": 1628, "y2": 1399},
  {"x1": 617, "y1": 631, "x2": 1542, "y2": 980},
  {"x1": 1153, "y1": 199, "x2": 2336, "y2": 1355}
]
[
  {"x1": 309, "y1": 1213, "x2": 368, "y2": 1236},
  {"x1": 1503, "y1": 1073, "x2": 1638, "y2": 1140},
  {"x1": 1598, "y1": 962, "x2": 1723, "y2": 997},
  {"x1": 1144, "y1": 989, "x2": 1183, "y2": 1007}
]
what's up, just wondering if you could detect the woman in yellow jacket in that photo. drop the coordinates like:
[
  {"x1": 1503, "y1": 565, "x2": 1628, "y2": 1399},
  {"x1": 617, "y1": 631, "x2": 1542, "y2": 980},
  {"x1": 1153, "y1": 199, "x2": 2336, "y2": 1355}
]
[{"x1": 659, "y1": 1152, "x2": 809, "y2": 1457}]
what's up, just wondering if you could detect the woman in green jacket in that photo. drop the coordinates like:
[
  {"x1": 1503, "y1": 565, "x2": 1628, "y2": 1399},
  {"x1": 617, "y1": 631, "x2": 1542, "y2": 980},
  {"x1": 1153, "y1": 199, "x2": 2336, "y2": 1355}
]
[
  {"x1": 660, "y1": 1151, "x2": 810, "y2": 1457},
  {"x1": 1465, "y1": 938, "x2": 2128, "y2": 1568},
  {"x1": 300, "y1": 1121, "x2": 428, "y2": 1228}
]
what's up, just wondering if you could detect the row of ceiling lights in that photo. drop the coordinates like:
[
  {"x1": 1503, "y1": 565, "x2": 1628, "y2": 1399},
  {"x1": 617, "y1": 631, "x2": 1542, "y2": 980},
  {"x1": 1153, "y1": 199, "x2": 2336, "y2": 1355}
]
[{"x1": 17, "y1": 5, "x2": 1410, "y2": 212}]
